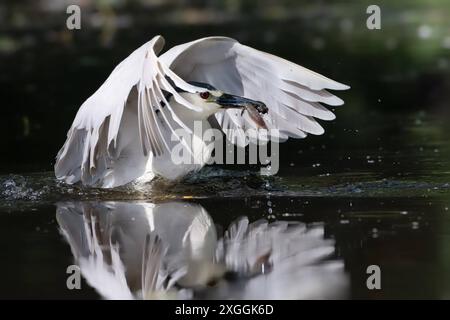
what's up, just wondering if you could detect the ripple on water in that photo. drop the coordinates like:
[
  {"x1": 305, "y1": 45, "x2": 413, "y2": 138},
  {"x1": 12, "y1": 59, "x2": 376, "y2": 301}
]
[{"x1": 1, "y1": 169, "x2": 450, "y2": 207}]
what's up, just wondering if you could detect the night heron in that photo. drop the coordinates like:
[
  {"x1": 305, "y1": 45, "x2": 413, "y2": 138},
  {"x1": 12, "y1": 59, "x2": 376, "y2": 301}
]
[
  {"x1": 55, "y1": 35, "x2": 349, "y2": 188},
  {"x1": 57, "y1": 201, "x2": 347, "y2": 299}
]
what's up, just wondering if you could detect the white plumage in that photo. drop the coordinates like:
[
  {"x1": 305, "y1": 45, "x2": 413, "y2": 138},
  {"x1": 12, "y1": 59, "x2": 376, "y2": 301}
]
[
  {"x1": 56, "y1": 201, "x2": 348, "y2": 299},
  {"x1": 55, "y1": 35, "x2": 349, "y2": 188}
]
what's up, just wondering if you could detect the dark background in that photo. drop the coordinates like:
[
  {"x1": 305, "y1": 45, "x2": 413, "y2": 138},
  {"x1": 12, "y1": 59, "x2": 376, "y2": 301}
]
[{"x1": 1, "y1": 0, "x2": 449, "y2": 175}]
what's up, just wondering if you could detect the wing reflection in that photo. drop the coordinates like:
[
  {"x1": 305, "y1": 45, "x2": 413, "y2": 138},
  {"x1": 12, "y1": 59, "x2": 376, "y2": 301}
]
[{"x1": 56, "y1": 201, "x2": 348, "y2": 299}]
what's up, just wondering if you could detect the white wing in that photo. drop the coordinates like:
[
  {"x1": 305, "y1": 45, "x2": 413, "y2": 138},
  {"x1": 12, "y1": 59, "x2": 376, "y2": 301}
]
[
  {"x1": 55, "y1": 35, "x2": 202, "y2": 188},
  {"x1": 212, "y1": 219, "x2": 348, "y2": 299},
  {"x1": 161, "y1": 37, "x2": 349, "y2": 147},
  {"x1": 57, "y1": 201, "x2": 216, "y2": 299}
]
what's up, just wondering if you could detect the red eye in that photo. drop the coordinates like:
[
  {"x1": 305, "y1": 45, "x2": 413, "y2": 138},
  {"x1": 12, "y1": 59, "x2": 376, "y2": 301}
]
[{"x1": 200, "y1": 92, "x2": 210, "y2": 99}]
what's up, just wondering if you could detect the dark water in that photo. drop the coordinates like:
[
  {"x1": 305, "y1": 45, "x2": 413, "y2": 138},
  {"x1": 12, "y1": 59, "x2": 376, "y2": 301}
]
[{"x1": 1, "y1": 1, "x2": 450, "y2": 299}]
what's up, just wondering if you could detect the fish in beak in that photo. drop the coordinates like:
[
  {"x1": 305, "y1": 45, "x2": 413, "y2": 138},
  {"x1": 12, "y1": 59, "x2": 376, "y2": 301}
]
[{"x1": 216, "y1": 93, "x2": 268, "y2": 129}]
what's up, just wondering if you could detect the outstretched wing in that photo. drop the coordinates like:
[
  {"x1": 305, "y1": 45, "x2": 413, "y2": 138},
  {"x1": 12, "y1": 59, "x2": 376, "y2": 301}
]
[
  {"x1": 161, "y1": 37, "x2": 349, "y2": 147},
  {"x1": 55, "y1": 35, "x2": 201, "y2": 188}
]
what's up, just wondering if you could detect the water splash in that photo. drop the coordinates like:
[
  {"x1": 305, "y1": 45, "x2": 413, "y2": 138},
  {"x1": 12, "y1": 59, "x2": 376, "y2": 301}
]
[
  {"x1": 0, "y1": 175, "x2": 49, "y2": 201},
  {"x1": 1, "y1": 170, "x2": 450, "y2": 207}
]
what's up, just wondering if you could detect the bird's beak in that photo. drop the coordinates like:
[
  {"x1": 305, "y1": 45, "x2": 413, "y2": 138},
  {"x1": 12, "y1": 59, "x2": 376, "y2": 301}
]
[{"x1": 216, "y1": 93, "x2": 268, "y2": 114}]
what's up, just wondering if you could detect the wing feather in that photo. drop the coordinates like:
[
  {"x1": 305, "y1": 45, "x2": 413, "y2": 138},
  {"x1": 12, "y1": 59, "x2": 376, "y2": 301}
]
[
  {"x1": 55, "y1": 35, "x2": 201, "y2": 187},
  {"x1": 161, "y1": 37, "x2": 349, "y2": 147}
]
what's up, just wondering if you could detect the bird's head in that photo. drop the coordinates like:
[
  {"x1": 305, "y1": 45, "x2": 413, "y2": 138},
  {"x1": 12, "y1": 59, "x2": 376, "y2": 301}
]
[{"x1": 182, "y1": 82, "x2": 268, "y2": 115}]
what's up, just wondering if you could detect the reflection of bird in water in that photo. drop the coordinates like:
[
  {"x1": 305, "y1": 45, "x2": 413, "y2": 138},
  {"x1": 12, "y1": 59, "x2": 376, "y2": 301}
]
[
  {"x1": 54, "y1": 35, "x2": 349, "y2": 188},
  {"x1": 56, "y1": 201, "x2": 348, "y2": 299}
]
